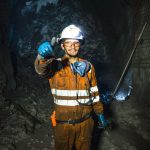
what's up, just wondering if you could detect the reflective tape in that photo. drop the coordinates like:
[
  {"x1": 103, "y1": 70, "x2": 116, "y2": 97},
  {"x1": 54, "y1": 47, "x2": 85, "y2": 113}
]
[
  {"x1": 51, "y1": 89, "x2": 89, "y2": 96},
  {"x1": 93, "y1": 95, "x2": 100, "y2": 103},
  {"x1": 51, "y1": 86, "x2": 98, "y2": 97},
  {"x1": 54, "y1": 95, "x2": 100, "y2": 106},
  {"x1": 90, "y1": 86, "x2": 99, "y2": 92}
]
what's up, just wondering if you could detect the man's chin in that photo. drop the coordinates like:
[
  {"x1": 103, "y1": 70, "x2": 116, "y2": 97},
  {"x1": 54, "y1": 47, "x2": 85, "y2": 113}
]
[
  {"x1": 70, "y1": 54, "x2": 78, "y2": 57},
  {"x1": 67, "y1": 53, "x2": 78, "y2": 57}
]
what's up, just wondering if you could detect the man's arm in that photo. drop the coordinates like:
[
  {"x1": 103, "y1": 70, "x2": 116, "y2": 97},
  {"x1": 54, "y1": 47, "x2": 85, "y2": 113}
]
[
  {"x1": 34, "y1": 41, "x2": 56, "y2": 77},
  {"x1": 87, "y1": 64, "x2": 104, "y2": 114},
  {"x1": 34, "y1": 54, "x2": 55, "y2": 77},
  {"x1": 89, "y1": 64, "x2": 109, "y2": 129}
]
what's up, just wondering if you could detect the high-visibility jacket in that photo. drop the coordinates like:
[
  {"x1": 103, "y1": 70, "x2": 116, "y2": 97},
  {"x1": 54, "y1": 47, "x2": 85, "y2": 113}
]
[{"x1": 34, "y1": 55, "x2": 104, "y2": 121}]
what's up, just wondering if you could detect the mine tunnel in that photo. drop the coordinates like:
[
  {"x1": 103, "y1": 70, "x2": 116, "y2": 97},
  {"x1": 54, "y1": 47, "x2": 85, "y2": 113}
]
[{"x1": 0, "y1": 0, "x2": 150, "y2": 149}]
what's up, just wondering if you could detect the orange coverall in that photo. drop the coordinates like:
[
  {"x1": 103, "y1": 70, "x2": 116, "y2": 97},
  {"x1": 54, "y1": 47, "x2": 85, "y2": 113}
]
[{"x1": 34, "y1": 56, "x2": 104, "y2": 150}]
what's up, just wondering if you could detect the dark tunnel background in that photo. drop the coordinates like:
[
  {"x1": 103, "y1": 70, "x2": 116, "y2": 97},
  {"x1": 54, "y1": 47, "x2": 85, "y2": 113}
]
[{"x1": 0, "y1": 0, "x2": 150, "y2": 149}]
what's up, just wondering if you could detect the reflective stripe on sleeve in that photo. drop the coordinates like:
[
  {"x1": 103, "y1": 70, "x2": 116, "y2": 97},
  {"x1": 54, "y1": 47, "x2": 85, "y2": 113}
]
[
  {"x1": 93, "y1": 95, "x2": 100, "y2": 103},
  {"x1": 90, "y1": 86, "x2": 99, "y2": 93}
]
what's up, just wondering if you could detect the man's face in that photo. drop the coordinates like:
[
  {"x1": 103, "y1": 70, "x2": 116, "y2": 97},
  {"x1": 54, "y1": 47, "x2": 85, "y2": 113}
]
[{"x1": 61, "y1": 39, "x2": 80, "y2": 57}]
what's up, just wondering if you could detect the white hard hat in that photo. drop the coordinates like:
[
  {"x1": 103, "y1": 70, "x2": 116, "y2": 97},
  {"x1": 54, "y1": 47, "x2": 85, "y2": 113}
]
[{"x1": 60, "y1": 24, "x2": 84, "y2": 41}]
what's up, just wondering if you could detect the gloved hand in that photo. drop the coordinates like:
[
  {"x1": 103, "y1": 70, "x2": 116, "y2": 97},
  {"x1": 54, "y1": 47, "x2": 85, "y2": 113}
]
[
  {"x1": 98, "y1": 114, "x2": 109, "y2": 129},
  {"x1": 37, "y1": 41, "x2": 54, "y2": 59}
]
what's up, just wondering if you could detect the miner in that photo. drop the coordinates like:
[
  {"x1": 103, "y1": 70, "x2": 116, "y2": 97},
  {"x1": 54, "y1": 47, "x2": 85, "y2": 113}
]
[{"x1": 34, "y1": 24, "x2": 108, "y2": 150}]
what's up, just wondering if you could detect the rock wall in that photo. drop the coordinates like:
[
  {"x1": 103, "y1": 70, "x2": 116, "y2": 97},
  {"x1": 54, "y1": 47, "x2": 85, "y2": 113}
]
[
  {"x1": 106, "y1": 0, "x2": 150, "y2": 150},
  {"x1": 0, "y1": 0, "x2": 150, "y2": 150}
]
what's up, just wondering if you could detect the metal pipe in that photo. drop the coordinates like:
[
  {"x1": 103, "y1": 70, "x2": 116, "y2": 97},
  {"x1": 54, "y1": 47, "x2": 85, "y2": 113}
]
[{"x1": 112, "y1": 22, "x2": 147, "y2": 98}]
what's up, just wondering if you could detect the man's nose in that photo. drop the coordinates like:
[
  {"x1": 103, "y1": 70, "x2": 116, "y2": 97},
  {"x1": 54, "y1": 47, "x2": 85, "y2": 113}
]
[{"x1": 71, "y1": 43, "x2": 76, "y2": 48}]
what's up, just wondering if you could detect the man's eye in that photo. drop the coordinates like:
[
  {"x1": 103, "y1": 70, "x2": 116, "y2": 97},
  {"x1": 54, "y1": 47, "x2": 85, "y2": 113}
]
[
  {"x1": 64, "y1": 42, "x2": 70, "y2": 44},
  {"x1": 75, "y1": 42, "x2": 80, "y2": 45}
]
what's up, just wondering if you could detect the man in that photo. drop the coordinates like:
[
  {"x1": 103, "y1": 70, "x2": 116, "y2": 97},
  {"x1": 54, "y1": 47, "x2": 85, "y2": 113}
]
[{"x1": 34, "y1": 25, "x2": 107, "y2": 150}]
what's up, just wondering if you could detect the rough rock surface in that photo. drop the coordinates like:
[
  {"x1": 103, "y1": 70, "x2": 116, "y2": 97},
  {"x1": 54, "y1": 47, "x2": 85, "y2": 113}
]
[{"x1": 0, "y1": 0, "x2": 150, "y2": 150}]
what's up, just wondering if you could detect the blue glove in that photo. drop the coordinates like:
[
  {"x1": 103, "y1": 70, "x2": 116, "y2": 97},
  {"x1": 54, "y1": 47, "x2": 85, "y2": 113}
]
[
  {"x1": 37, "y1": 41, "x2": 54, "y2": 58},
  {"x1": 98, "y1": 114, "x2": 109, "y2": 129}
]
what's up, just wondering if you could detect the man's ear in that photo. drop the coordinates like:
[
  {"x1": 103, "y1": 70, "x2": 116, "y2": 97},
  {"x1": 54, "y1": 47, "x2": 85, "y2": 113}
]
[{"x1": 61, "y1": 43, "x2": 65, "y2": 50}]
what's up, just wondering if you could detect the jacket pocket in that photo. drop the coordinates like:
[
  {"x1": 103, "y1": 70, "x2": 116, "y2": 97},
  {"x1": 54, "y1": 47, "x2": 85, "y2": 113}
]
[
  {"x1": 55, "y1": 77, "x2": 66, "y2": 88},
  {"x1": 54, "y1": 71, "x2": 67, "y2": 89}
]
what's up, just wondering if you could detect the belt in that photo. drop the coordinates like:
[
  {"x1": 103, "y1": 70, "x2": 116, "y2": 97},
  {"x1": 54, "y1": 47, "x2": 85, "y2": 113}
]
[{"x1": 56, "y1": 113, "x2": 91, "y2": 124}]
